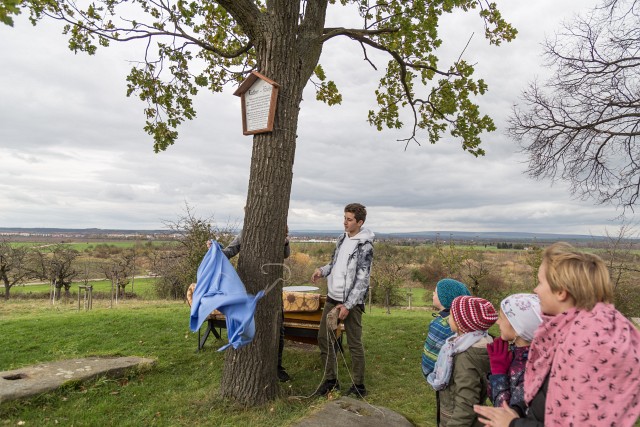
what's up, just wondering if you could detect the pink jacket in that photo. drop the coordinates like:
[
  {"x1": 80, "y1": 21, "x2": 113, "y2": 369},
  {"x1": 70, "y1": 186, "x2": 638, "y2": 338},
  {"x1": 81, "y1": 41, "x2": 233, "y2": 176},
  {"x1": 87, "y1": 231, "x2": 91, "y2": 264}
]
[{"x1": 525, "y1": 303, "x2": 640, "y2": 426}]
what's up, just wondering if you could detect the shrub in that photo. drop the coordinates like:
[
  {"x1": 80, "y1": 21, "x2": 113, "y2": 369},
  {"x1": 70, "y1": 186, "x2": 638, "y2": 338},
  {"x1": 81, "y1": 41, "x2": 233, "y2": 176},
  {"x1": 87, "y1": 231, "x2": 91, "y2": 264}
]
[
  {"x1": 153, "y1": 204, "x2": 235, "y2": 300},
  {"x1": 284, "y1": 252, "x2": 313, "y2": 286}
]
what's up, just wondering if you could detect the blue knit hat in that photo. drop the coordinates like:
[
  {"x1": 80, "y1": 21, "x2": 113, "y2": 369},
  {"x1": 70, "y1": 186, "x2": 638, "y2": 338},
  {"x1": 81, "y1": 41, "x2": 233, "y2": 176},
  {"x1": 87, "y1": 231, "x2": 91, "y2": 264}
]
[{"x1": 436, "y1": 278, "x2": 471, "y2": 309}]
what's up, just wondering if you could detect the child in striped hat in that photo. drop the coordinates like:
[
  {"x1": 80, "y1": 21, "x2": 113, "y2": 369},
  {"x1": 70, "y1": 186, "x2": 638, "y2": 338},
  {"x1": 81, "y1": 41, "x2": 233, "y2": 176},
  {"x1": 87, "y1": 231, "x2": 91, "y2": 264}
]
[{"x1": 427, "y1": 295, "x2": 498, "y2": 426}]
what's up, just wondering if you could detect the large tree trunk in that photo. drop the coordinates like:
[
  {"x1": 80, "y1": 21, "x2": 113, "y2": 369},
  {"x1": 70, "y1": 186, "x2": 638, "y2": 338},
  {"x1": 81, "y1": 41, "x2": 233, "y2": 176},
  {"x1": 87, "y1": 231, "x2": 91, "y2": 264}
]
[
  {"x1": 219, "y1": 66, "x2": 303, "y2": 406},
  {"x1": 219, "y1": 3, "x2": 324, "y2": 405}
]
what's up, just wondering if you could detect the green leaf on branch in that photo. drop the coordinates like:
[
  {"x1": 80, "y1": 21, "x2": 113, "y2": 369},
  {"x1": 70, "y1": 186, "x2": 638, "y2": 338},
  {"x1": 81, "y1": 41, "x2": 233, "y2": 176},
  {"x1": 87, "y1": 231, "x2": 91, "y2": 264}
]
[
  {"x1": 0, "y1": 0, "x2": 22, "y2": 26},
  {"x1": 5, "y1": 0, "x2": 514, "y2": 157},
  {"x1": 315, "y1": 80, "x2": 342, "y2": 106},
  {"x1": 314, "y1": 65, "x2": 326, "y2": 81}
]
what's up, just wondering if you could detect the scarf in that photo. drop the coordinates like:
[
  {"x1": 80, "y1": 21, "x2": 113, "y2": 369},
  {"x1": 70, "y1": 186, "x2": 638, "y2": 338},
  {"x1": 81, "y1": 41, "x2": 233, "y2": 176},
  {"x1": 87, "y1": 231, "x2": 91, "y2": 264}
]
[
  {"x1": 524, "y1": 303, "x2": 640, "y2": 427},
  {"x1": 427, "y1": 330, "x2": 489, "y2": 391}
]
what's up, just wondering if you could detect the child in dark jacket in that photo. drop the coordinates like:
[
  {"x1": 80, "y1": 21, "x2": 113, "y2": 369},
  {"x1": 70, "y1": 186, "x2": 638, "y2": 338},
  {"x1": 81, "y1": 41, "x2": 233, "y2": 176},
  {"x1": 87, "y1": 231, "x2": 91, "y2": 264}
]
[
  {"x1": 421, "y1": 278, "x2": 471, "y2": 379},
  {"x1": 486, "y1": 294, "x2": 542, "y2": 416},
  {"x1": 427, "y1": 296, "x2": 498, "y2": 427}
]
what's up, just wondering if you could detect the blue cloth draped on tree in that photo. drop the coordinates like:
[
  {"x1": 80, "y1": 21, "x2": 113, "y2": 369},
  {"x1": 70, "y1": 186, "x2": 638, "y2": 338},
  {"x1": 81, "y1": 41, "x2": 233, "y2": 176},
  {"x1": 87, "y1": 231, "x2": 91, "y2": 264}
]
[{"x1": 189, "y1": 241, "x2": 265, "y2": 351}]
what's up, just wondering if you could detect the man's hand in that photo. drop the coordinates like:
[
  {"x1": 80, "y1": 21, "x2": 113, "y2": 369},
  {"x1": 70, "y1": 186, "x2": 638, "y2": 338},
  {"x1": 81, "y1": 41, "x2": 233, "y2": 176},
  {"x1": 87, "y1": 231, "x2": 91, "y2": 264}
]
[
  {"x1": 311, "y1": 268, "x2": 322, "y2": 283},
  {"x1": 206, "y1": 240, "x2": 212, "y2": 249},
  {"x1": 336, "y1": 304, "x2": 349, "y2": 320}
]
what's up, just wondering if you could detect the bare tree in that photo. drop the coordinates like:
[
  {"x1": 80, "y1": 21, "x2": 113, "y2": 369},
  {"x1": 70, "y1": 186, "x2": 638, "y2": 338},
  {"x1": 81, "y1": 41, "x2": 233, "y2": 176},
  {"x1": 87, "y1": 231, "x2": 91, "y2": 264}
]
[
  {"x1": 510, "y1": 0, "x2": 640, "y2": 209},
  {"x1": 149, "y1": 250, "x2": 184, "y2": 299},
  {"x1": 462, "y1": 251, "x2": 490, "y2": 296},
  {"x1": 600, "y1": 223, "x2": 640, "y2": 288},
  {"x1": 155, "y1": 203, "x2": 235, "y2": 299},
  {"x1": 0, "y1": 240, "x2": 30, "y2": 299},
  {"x1": 371, "y1": 244, "x2": 409, "y2": 314},
  {"x1": 102, "y1": 250, "x2": 136, "y2": 299},
  {"x1": 284, "y1": 252, "x2": 314, "y2": 286},
  {"x1": 434, "y1": 234, "x2": 466, "y2": 278},
  {"x1": 584, "y1": 223, "x2": 640, "y2": 316},
  {"x1": 31, "y1": 244, "x2": 80, "y2": 300}
]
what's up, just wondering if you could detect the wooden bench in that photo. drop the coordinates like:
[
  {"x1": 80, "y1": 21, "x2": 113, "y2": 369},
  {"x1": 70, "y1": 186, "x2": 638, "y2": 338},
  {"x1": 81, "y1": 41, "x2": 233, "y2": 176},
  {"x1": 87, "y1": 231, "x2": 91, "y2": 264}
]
[{"x1": 187, "y1": 284, "x2": 344, "y2": 351}]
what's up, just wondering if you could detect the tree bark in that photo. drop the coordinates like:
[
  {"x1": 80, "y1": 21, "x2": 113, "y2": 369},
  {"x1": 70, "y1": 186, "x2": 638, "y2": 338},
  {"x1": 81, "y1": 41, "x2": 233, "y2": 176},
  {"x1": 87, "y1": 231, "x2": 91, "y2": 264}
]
[{"x1": 219, "y1": 3, "x2": 325, "y2": 405}]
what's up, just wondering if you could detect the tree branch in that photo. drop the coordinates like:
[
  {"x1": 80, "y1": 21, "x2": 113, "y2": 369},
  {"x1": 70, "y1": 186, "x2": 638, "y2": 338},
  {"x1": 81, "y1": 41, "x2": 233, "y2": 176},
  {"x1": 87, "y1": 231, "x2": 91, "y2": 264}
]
[
  {"x1": 321, "y1": 26, "x2": 399, "y2": 42},
  {"x1": 299, "y1": 0, "x2": 328, "y2": 37},
  {"x1": 214, "y1": 0, "x2": 261, "y2": 42}
]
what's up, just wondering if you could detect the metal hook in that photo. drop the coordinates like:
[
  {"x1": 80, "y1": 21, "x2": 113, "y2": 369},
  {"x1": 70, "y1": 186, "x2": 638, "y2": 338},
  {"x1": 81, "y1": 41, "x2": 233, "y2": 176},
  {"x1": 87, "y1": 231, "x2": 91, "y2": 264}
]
[{"x1": 260, "y1": 263, "x2": 291, "y2": 295}]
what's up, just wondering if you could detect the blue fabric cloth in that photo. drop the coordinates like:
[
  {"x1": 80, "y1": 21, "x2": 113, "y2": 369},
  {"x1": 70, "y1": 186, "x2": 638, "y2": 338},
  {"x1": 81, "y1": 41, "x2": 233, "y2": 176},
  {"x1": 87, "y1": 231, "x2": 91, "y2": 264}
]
[{"x1": 189, "y1": 241, "x2": 264, "y2": 351}]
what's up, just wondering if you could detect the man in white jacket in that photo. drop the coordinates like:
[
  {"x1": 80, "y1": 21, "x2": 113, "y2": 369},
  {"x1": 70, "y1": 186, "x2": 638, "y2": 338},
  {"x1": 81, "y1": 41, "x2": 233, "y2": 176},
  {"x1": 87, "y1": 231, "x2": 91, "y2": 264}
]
[{"x1": 312, "y1": 203, "x2": 375, "y2": 398}]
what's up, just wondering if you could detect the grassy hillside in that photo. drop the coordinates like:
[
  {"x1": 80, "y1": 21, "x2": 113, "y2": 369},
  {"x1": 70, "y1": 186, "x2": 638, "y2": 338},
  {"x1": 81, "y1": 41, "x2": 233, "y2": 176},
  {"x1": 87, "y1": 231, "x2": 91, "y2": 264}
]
[{"x1": 0, "y1": 300, "x2": 442, "y2": 426}]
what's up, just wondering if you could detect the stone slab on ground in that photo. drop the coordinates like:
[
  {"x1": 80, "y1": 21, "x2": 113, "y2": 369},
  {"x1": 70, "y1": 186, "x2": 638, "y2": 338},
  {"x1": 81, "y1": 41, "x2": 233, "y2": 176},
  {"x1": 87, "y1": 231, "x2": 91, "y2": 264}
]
[
  {"x1": 0, "y1": 356, "x2": 155, "y2": 403},
  {"x1": 291, "y1": 396, "x2": 414, "y2": 427}
]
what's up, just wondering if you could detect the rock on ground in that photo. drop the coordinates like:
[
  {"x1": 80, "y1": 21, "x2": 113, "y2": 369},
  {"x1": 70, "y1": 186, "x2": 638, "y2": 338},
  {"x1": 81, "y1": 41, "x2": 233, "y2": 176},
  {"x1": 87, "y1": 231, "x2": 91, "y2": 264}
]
[
  {"x1": 291, "y1": 396, "x2": 414, "y2": 427},
  {"x1": 0, "y1": 356, "x2": 155, "y2": 403}
]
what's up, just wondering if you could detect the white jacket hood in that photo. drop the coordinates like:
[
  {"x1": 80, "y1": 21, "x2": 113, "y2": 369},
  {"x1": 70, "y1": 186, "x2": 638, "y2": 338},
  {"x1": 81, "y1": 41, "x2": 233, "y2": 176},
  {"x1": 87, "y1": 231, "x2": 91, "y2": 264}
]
[{"x1": 347, "y1": 227, "x2": 375, "y2": 243}]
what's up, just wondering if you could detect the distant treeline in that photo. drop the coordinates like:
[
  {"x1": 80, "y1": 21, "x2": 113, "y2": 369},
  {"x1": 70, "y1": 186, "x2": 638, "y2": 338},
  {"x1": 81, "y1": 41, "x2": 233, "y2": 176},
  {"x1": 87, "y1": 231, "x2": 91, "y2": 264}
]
[{"x1": 496, "y1": 242, "x2": 527, "y2": 250}]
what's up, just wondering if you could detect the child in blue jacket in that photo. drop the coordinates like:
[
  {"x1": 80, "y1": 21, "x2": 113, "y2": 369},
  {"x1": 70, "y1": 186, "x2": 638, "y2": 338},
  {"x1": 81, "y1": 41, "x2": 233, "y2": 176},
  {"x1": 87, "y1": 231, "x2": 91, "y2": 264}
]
[{"x1": 421, "y1": 278, "x2": 471, "y2": 379}]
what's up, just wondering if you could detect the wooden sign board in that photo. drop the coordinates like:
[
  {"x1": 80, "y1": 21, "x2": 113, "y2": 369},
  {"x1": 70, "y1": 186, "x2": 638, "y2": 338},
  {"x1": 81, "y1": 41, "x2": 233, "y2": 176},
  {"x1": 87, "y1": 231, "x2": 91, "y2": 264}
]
[{"x1": 233, "y1": 71, "x2": 279, "y2": 135}]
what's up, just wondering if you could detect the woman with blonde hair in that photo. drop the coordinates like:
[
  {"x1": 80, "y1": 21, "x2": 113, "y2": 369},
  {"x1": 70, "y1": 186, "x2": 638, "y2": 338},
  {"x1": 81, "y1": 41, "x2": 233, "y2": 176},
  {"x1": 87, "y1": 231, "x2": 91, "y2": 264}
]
[{"x1": 475, "y1": 242, "x2": 640, "y2": 427}]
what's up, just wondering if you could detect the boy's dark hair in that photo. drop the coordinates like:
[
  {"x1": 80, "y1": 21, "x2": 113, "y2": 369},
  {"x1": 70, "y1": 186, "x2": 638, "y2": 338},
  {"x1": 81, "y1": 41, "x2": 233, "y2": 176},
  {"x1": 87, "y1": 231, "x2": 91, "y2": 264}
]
[{"x1": 344, "y1": 203, "x2": 367, "y2": 223}]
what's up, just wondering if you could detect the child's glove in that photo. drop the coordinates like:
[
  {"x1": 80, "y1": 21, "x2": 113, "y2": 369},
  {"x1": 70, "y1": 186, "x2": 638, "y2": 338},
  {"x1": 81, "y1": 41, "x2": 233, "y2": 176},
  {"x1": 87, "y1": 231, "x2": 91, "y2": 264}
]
[{"x1": 487, "y1": 338, "x2": 512, "y2": 375}]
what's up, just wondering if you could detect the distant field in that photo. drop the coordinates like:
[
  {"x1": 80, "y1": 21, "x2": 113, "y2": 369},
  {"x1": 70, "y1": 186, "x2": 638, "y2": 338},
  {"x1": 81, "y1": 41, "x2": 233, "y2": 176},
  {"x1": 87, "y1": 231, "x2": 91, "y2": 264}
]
[
  {"x1": 9, "y1": 241, "x2": 176, "y2": 251},
  {"x1": 7, "y1": 280, "x2": 432, "y2": 307},
  {"x1": 7, "y1": 277, "x2": 159, "y2": 300}
]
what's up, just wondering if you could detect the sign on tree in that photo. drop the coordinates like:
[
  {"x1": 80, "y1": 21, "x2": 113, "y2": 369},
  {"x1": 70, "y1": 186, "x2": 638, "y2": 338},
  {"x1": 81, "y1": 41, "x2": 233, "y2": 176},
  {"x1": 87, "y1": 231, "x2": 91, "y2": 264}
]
[{"x1": 234, "y1": 71, "x2": 279, "y2": 135}]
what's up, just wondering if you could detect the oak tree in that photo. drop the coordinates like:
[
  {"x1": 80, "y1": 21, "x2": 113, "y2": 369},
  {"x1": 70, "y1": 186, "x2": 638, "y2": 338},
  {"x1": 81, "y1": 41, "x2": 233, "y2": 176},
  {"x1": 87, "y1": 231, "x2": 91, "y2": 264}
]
[{"x1": 3, "y1": 0, "x2": 515, "y2": 405}]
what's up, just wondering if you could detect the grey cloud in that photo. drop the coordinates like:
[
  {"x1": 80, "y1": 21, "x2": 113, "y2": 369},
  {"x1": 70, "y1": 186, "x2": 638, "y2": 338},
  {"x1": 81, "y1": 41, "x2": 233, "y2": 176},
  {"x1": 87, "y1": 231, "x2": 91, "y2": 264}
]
[{"x1": 0, "y1": 0, "x2": 625, "y2": 233}]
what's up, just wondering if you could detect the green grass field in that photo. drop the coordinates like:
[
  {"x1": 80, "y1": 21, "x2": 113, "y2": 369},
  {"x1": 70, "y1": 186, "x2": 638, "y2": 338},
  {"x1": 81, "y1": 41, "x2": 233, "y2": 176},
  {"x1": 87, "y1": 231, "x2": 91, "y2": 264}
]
[
  {"x1": 402, "y1": 287, "x2": 430, "y2": 307},
  {"x1": 0, "y1": 300, "x2": 439, "y2": 426},
  {"x1": 7, "y1": 277, "x2": 160, "y2": 300}
]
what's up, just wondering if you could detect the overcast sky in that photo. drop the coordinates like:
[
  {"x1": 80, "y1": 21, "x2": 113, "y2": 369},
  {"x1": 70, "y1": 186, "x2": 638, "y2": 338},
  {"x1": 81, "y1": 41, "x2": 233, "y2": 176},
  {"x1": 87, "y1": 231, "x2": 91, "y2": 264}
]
[{"x1": 1, "y1": 0, "x2": 628, "y2": 235}]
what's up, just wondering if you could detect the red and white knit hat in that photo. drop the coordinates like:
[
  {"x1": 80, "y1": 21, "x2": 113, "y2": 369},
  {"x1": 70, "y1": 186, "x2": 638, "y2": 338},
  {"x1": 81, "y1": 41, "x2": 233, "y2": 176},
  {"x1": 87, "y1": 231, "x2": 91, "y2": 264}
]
[{"x1": 451, "y1": 296, "x2": 498, "y2": 333}]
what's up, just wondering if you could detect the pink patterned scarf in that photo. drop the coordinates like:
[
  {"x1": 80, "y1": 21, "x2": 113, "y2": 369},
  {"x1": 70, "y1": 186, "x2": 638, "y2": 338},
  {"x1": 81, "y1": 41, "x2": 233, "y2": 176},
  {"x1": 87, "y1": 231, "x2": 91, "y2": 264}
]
[{"x1": 524, "y1": 303, "x2": 640, "y2": 426}]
